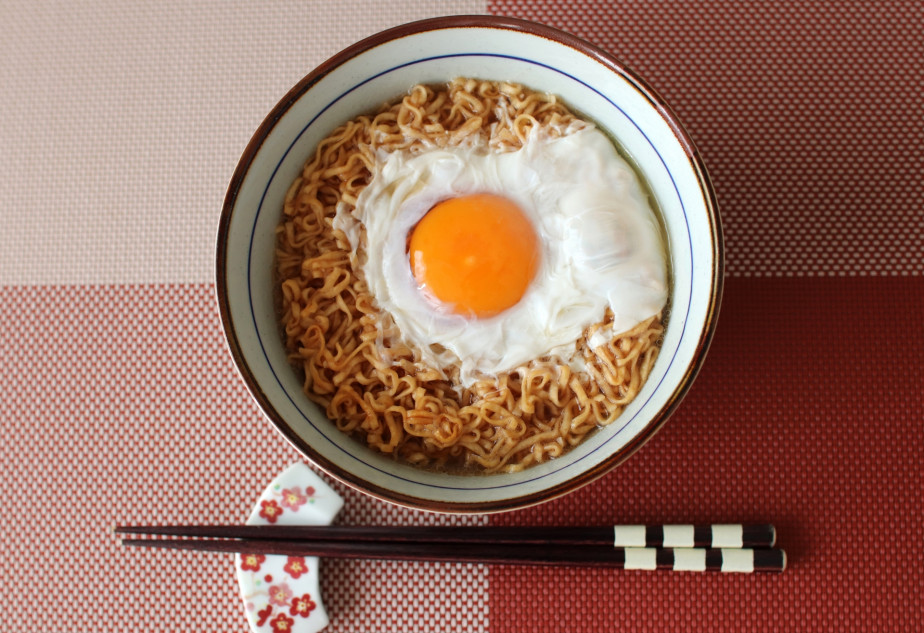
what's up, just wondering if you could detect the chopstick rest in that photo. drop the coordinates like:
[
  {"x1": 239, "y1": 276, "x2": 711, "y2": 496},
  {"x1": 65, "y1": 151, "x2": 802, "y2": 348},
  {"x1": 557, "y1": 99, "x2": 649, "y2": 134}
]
[{"x1": 234, "y1": 462, "x2": 344, "y2": 633}]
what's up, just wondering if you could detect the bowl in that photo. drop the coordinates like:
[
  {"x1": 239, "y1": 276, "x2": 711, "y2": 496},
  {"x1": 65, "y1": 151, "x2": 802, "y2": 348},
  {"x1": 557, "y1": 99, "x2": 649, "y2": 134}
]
[{"x1": 216, "y1": 15, "x2": 723, "y2": 513}]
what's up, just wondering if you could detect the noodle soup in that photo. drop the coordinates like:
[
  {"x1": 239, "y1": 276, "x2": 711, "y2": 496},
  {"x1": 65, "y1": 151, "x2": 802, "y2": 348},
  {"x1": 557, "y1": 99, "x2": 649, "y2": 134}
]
[{"x1": 274, "y1": 78, "x2": 670, "y2": 474}]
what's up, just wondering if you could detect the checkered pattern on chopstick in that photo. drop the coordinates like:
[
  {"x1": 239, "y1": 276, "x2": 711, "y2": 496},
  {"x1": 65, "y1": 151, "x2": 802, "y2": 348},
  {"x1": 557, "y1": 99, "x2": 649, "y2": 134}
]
[{"x1": 613, "y1": 524, "x2": 776, "y2": 548}]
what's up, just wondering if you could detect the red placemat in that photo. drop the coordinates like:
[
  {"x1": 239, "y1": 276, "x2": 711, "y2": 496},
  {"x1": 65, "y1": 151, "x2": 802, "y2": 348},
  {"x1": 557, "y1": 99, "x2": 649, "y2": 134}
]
[
  {"x1": 484, "y1": 1, "x2": 924, "y2": 631},
  {"x1": 489, "y1": 277, "x2": 924, "y2": 631}
]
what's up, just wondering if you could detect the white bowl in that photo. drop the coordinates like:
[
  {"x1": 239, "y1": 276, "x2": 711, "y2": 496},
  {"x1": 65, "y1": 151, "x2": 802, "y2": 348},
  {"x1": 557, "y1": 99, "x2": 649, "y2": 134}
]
[{"x1": 217, "y1": 16, "x2": 723, "y2": 513}]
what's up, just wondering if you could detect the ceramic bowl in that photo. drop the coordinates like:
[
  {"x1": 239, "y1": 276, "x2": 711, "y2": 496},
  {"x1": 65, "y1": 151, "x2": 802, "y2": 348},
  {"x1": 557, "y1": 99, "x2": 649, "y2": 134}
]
[{"x1": 216, "y1": 15, "x2": 723, "y2": 513}]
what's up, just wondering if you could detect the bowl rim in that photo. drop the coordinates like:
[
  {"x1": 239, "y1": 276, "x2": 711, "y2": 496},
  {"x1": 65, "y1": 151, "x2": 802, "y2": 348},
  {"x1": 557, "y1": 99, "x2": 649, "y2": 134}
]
[{"x1": 216, "y1": 14, "x2": 724, "y2": 513}]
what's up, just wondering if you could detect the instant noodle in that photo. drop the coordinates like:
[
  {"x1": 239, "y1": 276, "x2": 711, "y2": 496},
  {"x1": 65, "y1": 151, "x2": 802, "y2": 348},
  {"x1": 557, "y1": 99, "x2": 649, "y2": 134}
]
[{"x1": 275, "y1": 78, "x2": 668, "y2": 473}]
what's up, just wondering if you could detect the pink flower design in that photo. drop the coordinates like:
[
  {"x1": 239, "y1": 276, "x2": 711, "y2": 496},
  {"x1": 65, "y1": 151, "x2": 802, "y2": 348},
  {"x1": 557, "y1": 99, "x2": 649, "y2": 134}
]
[
  {"x1": 290, "y1": 593, "x2": 317, "y2": 618},
  {"x1": 283, "y1": 556, "x2": 309, "y2": 579},
  {"x1": 280, "y1": 487, "x2": 308, "y2": 511},
  {"x1": 270, "y1": 612, "x2": 295, "y2": 633},
  {"x1": 268, "y1": 583, "x2": 293, "y2": 607},
  {"x1": 239, "y1": 553, "x2": 266, "y2": 572},
  {"x1": 259, "y1": 499, "x2": 283, "y2": 523}
]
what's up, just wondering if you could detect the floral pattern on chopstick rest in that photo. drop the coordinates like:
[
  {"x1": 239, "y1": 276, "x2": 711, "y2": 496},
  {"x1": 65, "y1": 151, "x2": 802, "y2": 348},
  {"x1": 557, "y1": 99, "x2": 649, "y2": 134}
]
[{"x1": 235, "y1": 462, "x2": 344, "y2": 633}]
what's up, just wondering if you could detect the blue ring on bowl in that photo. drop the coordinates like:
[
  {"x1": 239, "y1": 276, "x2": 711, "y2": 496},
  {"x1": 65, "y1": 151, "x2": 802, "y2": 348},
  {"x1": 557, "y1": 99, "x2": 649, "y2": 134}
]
[{"x1": 246, "y1": 53, "x2": 693, "y2": 492}]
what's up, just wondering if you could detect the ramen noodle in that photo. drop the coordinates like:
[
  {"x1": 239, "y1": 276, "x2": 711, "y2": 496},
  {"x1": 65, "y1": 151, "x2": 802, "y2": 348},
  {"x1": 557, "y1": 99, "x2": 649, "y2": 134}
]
[{"x1": 275, "y1": 78, "x2": 666, "y2": 473}]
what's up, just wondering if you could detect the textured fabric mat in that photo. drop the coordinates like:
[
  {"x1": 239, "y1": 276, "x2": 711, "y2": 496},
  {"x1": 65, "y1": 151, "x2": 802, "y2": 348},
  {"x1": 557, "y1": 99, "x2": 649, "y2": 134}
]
[
  {"x1": 2, "y1": 1, "x2": 922, "y2": 632},
  {"x1": 490, "y1": 277, "x2": 924, "y2": 632},
  {"x1": 493, "y1": 0, "x2": 924, "y2": 277}
]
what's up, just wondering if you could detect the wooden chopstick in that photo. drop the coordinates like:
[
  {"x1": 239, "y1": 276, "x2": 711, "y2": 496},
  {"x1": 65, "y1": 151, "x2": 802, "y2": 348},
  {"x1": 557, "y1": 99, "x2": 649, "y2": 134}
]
[
  {"x1": 115, "y1": 524, "x2": 785, "y2": 573},
  {"x1": 119, "y1": 537, "x2": 786, "y2": 573},
  {"x1": 115, "y1": 523, "x2": 776, "y2": 549}
]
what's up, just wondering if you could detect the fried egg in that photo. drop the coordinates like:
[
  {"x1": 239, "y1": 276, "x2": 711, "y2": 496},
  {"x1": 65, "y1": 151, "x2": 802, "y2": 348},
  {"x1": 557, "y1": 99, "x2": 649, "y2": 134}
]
[{"x1": 334, "y1": 123, "x2": 669, "y2": 386}]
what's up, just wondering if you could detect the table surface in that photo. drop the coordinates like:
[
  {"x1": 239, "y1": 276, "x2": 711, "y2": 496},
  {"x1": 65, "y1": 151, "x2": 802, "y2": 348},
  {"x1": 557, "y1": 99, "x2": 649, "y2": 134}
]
[{"x1": 2, "y1": 2, "x2": 922, "y2": 632}]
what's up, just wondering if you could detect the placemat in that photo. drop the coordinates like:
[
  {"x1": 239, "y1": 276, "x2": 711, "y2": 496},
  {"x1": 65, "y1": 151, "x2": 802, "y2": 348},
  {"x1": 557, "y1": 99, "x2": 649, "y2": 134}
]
[{"x1": 2, "y1": 2, "x2": 922, "y2": 632}]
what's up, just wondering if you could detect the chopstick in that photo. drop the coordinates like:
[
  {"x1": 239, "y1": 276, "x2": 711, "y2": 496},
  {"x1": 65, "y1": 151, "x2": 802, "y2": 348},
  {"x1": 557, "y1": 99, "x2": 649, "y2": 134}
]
[
  {"x1": 119, "y1": 537, "x2": 785, "y2": 572},
  {"x1": 115, "y1": 524, "x2": 785, "y2": 573},
  {"x1": 115, "y1": 523, "x2": 776, "y2": 549}
]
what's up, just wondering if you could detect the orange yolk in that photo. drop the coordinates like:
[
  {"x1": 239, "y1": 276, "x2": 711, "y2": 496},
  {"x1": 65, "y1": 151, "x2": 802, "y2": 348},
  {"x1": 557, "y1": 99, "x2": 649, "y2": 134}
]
[{"x1": 408, "y1": 193, "x2": 540, "y2": 318}]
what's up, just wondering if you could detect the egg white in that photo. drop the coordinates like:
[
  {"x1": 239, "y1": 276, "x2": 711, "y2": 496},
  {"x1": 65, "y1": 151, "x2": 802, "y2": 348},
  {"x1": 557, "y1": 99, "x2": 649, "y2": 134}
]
[{"x1": 333, "y1": 125, "x2": 669, "y2": 386}]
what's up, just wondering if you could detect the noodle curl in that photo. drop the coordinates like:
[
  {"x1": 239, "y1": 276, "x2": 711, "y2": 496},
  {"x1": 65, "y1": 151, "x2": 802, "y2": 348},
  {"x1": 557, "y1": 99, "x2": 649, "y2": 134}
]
[{"x1": 275, "y1": 78, "x2": 664, "y2": 473}]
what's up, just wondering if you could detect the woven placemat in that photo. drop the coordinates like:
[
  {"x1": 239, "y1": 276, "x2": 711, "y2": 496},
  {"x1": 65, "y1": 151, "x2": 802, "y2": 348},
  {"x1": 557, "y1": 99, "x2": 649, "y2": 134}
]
[{"x1": 2, "y1": 1, "x2": 922, "y2": 632}]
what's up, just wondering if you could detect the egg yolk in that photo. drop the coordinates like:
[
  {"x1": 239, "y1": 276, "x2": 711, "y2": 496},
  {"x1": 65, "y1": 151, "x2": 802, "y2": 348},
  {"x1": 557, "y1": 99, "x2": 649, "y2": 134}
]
[{"x1": 408, "y1": 193, "x2": 540, "y2": 318}]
